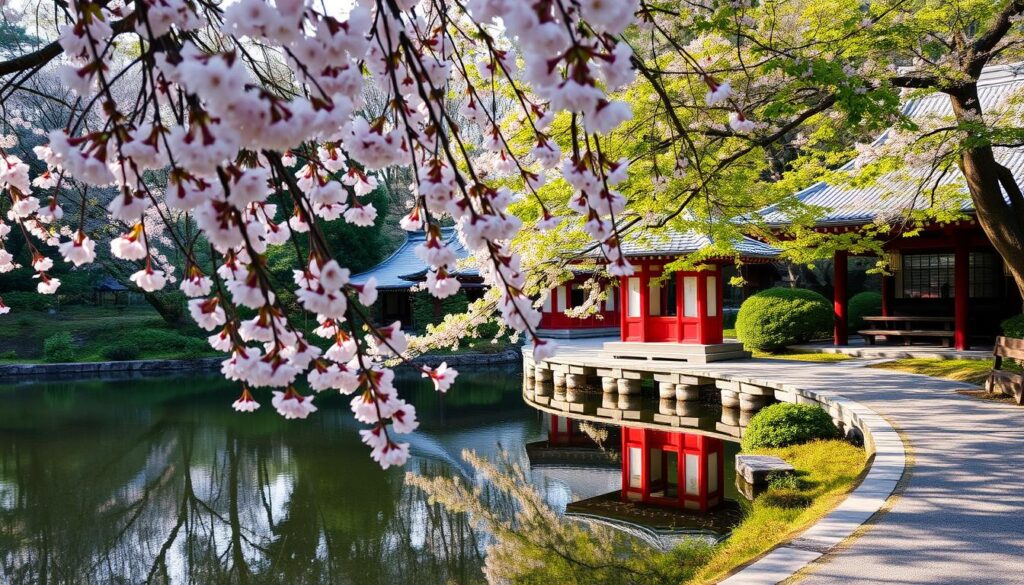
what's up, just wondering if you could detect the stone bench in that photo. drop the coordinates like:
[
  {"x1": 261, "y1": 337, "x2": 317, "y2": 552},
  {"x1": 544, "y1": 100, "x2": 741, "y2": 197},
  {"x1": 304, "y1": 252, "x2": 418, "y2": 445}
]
[{"x1": 736, "y1": 454, "x2": 795, "y2": 487}]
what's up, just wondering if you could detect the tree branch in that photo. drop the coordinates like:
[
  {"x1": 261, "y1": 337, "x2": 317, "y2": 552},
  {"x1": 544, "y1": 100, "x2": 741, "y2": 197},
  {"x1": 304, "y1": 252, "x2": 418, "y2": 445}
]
[
  {"x1": 971, "y1": 0, "x2": 1024, "y2": 73},
  {"x1": 0, "y1": 14, "x2": 135, "y2": 77}
]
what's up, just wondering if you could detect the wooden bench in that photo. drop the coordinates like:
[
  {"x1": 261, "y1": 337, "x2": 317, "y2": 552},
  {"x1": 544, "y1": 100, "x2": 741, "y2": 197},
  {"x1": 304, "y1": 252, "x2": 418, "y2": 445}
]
[
  {"x1": 859, "y1": 316, "x2": 955, "y2": 347},
  {"x1": 986, "y1": 336, "x2": 1024, "y2": 405}
]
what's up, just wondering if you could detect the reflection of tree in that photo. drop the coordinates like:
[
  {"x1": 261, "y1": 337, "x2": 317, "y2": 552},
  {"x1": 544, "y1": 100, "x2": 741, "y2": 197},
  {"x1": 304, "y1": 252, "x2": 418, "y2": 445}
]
[
  {"x1": 408, "y1": 450, "x2": 712, "y2": 585},
  {"x1": 0, "y1": 375, "x2": 513, "y2": 585}
]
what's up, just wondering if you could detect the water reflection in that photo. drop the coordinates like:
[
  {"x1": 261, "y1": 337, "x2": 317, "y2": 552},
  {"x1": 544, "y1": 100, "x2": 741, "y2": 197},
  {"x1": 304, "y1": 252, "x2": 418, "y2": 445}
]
[{"x1": 0, "y1": 366, "x2": 616, "y2": 585}]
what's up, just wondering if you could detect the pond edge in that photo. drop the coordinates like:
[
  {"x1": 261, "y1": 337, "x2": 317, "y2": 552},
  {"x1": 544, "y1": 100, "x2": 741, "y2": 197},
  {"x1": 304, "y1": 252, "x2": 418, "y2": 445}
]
[{"x1": 526, "y1": 354, "x2": 906, "y2": 585}]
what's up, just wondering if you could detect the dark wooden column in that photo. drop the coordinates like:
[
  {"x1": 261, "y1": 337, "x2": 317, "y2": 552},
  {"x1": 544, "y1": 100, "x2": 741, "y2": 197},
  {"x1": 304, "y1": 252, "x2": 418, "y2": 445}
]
[
  {"x1": 954, "y1": 241, "x2": 969, "y2": 350},
  {"x1": 834, "y1": 250, "x2": 849, "y2": 346},
  {"x1": 881, "y1": 273, "x2": 891, "y2": 317}
]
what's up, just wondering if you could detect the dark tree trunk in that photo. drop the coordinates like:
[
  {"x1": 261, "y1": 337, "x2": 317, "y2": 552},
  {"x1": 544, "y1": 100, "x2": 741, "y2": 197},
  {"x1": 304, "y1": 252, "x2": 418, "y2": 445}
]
[
  {"x1": 143, "y1": 291, "x2": 184, "y2": 325},
  {"x1": 947, "y1": 85, "x2": 1024, "y2": 298}
]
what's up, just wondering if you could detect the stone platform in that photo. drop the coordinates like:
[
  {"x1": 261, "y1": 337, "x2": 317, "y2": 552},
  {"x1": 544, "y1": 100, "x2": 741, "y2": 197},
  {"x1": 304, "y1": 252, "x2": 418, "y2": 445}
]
[{"x1": 599, "y1": 341, "x2": 751, "y2": 363}]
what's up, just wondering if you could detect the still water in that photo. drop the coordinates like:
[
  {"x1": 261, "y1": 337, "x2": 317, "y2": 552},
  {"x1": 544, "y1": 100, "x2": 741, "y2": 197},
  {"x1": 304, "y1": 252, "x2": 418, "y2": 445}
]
[{"x1": 0, "y1": 366, "x2": 622, "y2": 585}]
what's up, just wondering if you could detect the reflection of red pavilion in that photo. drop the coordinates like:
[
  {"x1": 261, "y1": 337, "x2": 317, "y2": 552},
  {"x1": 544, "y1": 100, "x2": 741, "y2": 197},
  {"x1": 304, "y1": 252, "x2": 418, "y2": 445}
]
[
  {"x1": 620, "y1": 427, "x2": 725, "y2": 512},
  {"x1": 547, "y1": 414, "x2": 592, "y2": 445}
]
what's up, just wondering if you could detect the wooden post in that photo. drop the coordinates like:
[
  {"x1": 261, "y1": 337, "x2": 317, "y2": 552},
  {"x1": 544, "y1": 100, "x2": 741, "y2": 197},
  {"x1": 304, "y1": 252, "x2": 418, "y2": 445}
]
[
  {"x1": 620, "y1": 431, "x2": 628, "y2": 502},
  {"x1": 881, "y1": 273, "x2": 890, "y2": 317},
  {"x1": 954, "y1": 242, "x2": 969, "y2": 350},
  {"x1": 619, "y1": 276, "x2": 628, "y2": 342},
  {"x1": 834, "y1": 251, "x2": 849, "y2": 346},
  {"x1": 675, "y1": 271, "x2": 684, "y2": 343},
  {"x1": 639, "y1": 263, "x2": 649, "y2": 342}
]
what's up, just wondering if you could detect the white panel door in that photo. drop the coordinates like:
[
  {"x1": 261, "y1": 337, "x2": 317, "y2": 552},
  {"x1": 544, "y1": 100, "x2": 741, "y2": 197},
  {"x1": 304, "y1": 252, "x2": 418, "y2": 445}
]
[{"x1": 683, "y1": 276, "x2": 698, "y2": 317}]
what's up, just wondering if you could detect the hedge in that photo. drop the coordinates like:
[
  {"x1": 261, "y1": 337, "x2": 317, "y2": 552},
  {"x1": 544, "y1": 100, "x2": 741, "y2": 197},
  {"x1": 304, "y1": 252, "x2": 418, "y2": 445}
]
[
  {"x1": 1002, "y1": 314, "x2": 1024, "y2": 339},
  {"x1": 848, "y1": 291, "x2": 882, "y2": 331},
  {"x1": 411, "y1": 290, "x2": 469, "y2": 331},
  {"x1": 2, "y1": 291, "x2": 55, "y2": 311},
  {"x1": 735, "y1": 288, "x2": 832, "y2": 351}
]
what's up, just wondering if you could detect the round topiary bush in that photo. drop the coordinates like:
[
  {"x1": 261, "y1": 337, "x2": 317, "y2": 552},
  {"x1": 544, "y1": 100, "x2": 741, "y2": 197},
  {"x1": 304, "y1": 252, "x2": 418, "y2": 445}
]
[
  {"x1": 1001, "y1": 314, "x2": 1024, "y2": 339},
  {"x1": 848, "y1": 291, "x2": 882, "y2": 331},
  {"x1": 741, "y1": 403, "x2": 840, "y2": 451},
  {"x1": 735, "y1": 288, "x2": 832, "y2": 351}
]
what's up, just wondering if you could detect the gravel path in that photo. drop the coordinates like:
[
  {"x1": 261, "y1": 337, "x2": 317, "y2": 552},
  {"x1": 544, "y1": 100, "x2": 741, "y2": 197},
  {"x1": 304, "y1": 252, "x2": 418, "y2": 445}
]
[{"x1": 683, "y1": 357, "x2": 1024, "y2": 585}]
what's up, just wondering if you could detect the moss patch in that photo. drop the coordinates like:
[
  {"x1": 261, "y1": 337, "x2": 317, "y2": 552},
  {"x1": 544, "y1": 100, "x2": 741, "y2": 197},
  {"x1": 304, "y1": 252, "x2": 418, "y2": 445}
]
[
  {"x1": 691, "y1": 440, "x2": 867, "y2": 584},
  {"x1": 869, "y1": 357, "x2": 1008, "y2": 386},
  {"x1": 752, "y1": 349, "x2": 852, "y2": 362}
]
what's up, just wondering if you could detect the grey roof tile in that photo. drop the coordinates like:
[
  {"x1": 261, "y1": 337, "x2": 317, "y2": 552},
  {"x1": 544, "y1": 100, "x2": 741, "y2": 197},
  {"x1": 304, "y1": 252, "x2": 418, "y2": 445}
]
[
  {"x1": 351, "y1": 227, "x2": 476, "y2": 290},
  {"x1": 758, "y1": 63, "x2": 1024, "y2": 226},
  {"x1": 618, "y1": 230, "x2": 780, "y2": 259}
]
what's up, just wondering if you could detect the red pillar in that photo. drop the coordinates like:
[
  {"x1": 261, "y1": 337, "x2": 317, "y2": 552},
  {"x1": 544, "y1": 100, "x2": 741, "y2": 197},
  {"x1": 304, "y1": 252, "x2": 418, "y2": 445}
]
[
  {"x1": 639, "y1": 264, "x2": 649, "y2": 342},
  {"x1": 619, "y1": 276, "x2": 628, "y2": 341},
  {"x1": 954, "y1": 242, "x2": 969, "y2": 350},
  {"x1": 834, "y1": 251, "x2": 848, "y2": 346}
]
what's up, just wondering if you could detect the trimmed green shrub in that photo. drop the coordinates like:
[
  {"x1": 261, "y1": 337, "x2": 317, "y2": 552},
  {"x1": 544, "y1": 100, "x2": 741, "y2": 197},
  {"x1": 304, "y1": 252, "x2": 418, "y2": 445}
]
[
  {"x1": 1001, "y1": 314, "x2": 1024, "y2": 339},
  {"x1": 741, "y1": 403, "x2": 840, "y2": 451},
  {"x1": 411, "y1": 290, "x2": 469, "y2": 330},
  {"x1": 43, "y1": 332, "x2": 75, "y2": 363},
  {"x1": 0, "y1": 350, "x2": 16, "y2": 359},
  {"x1": 735, "y1": 288, "x2": 832, "y2": 351},
  {"x1": 101, "y1": 342, "x2": 141, "y2": 361},
  {"x1": 848, "y1": 291, "x2": 882, "y2": 331},
  {"x1": 2, "y1": 291, "x2": 54, "y2": 311}
]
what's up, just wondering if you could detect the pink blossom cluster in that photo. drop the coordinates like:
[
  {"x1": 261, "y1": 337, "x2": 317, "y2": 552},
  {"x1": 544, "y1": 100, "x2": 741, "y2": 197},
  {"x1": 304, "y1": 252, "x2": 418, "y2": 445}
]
[{"x1": 0, "y1": 0, "x2": 646, "y2": 467}]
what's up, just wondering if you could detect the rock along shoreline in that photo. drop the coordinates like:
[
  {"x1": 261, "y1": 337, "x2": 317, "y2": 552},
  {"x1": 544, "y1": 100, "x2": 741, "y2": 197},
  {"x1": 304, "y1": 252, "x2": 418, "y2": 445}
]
[{"x1": 0, "y1": 347, "x2": 523, "y2": 379}]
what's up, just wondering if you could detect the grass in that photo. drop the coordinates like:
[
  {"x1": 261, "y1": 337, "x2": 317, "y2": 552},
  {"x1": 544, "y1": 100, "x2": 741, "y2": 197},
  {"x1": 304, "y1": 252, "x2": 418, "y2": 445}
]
[
  {"x1": 868, "y1": 357, "x2": 1008, "y2": 386},
  {"x1": 690, "y1": 439, "x2": 867, "y2": 584},
  {"x1": 0, "y1": 305, "x2": 216, "y2": 363},
  {"x1": 723, "y1": 327, "x2": 848, "y2": 362},
  {"x1": 751, "y1": 349, "x2": 852, "y2": 362}
]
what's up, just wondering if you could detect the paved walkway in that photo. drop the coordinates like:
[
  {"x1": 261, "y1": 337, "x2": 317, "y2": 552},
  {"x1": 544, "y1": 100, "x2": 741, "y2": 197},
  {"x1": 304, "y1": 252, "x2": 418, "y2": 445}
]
[{"x1": 546, "y1": 339, "x2": 1024, "y2": 584}]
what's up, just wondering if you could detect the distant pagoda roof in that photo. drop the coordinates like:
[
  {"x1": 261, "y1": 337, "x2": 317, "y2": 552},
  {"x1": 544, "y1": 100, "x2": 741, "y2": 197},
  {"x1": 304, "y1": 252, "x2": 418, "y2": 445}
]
[
  {"x1": 757, "y1": 62, "x2": 1024, "y2": 228},
  {"x1": 93, "y1": 276, "x2": 129, "y2": 291},
  {"x1": 614, "y1": 230, "x2": 780, "y2": 262},
  {"x1": 619, "y1": 231, "x2": 779, "y2": 259},
  {"x1": 351, "y1": 226, "x2": 480, "y2": 291}
]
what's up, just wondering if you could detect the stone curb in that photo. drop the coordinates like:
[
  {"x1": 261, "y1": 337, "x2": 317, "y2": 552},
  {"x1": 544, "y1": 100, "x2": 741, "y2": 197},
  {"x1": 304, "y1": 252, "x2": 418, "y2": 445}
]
[
  {"x1": 406, "y1": 347, "x2": 522, "y2": 368},
  {"x1": 693, "y1": 370, "x2": 906, "y2": 585},
  {"x1": 0, "y1": 357, "x2": 224, "y2": 378},
  {"x1": 0, "y1": 348, "x2": 523, "y2": 379},
  {"x1": 525, "y1": 350, "x2": 906, "y2": 585}
]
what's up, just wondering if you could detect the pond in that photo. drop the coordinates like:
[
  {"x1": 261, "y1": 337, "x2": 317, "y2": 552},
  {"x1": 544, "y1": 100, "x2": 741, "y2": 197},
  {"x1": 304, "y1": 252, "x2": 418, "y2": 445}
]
[{"x1": 0, "y1": 366, "x2": 628, "y2": 585}]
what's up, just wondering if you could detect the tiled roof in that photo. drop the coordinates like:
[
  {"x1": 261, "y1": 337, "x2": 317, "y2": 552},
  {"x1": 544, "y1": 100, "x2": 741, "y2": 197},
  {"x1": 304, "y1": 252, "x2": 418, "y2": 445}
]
[
  {"x1": 351, "y1": 227, "x2": 476, "y2": 290},
  {"x1": 757, "y1": 63, "x2": 1024, "y2": 227},
  {"x1": 618, "y1": 230, "x2": 780, "y2": 259}
]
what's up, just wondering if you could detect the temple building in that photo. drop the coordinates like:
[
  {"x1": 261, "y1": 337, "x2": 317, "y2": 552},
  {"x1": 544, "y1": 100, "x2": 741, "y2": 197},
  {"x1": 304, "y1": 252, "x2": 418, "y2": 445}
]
[
  {"x1": 537, "y1": 232, "x2": 779, "y2": 345},
  {"x1": 351, "y1": 227, "x2": 483, "y2": 328},
  {"x1": 758, "y1": 63, "x2": 1024, "y2": 350},
  {"x1": 614, "y1": 232, "x2": 779, "y2": 345}
]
